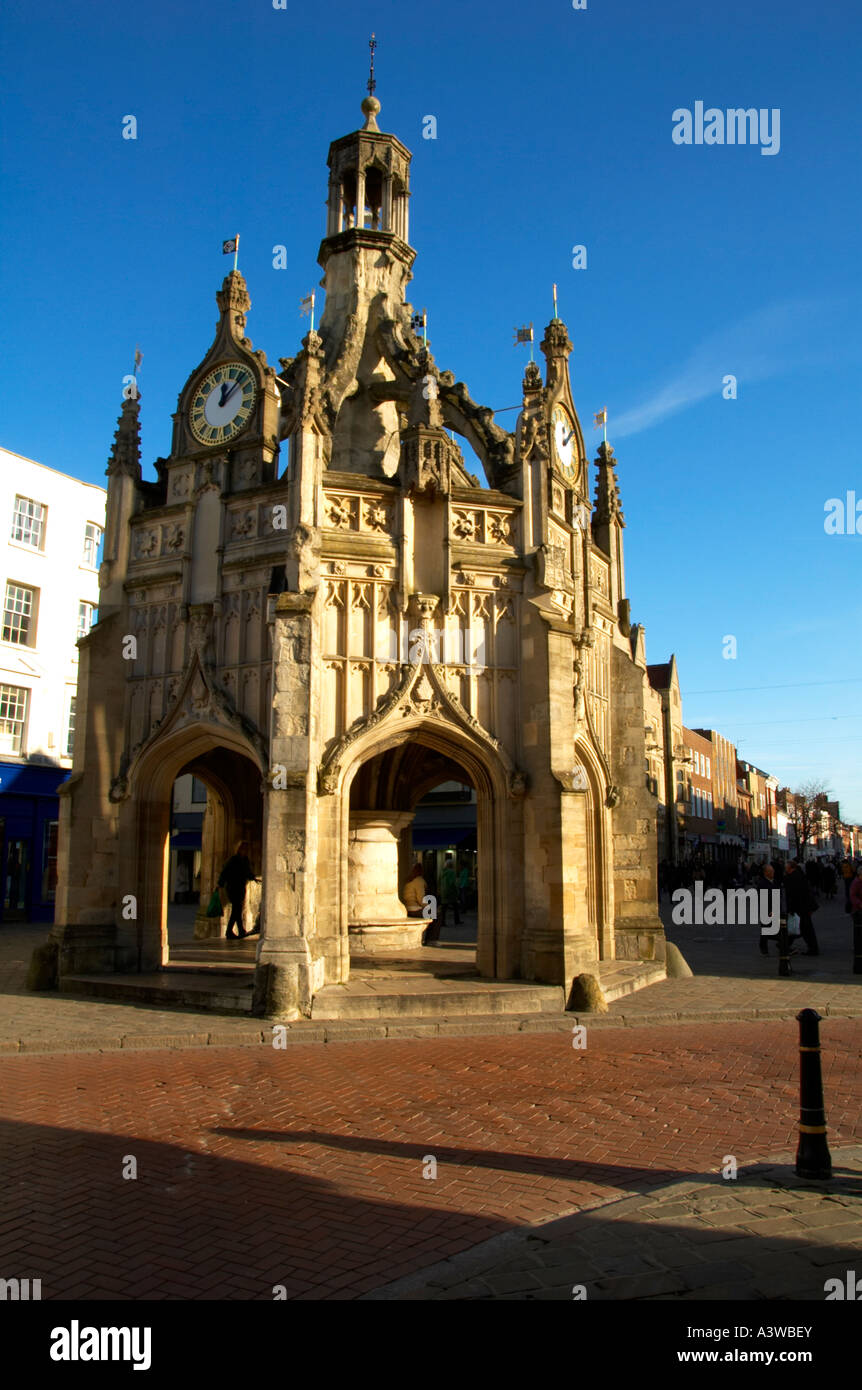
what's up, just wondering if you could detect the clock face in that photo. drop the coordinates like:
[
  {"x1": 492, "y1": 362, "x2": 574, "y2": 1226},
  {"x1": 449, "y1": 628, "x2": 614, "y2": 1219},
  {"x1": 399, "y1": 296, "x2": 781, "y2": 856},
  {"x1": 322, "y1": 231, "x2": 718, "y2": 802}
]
[
  {"x1": 552, "y1": 404, "x2": 577, "y2": 478},
  {"x1": 189, "y1": 363, "x2": 256, "y2": 446}
]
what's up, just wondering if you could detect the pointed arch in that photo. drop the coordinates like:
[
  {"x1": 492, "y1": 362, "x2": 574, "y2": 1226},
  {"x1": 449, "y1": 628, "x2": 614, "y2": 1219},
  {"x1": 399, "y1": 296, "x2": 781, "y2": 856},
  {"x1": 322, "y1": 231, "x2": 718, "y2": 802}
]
[
  {"x1": 574, "y1": 735, "x2": 614, "y2": 959},
  {"x1": 325, "y1": 710, "x2": 523, "y2": 981},
  {"x1": 119, "y1": 720, "x2": 265, "y2": 971}
]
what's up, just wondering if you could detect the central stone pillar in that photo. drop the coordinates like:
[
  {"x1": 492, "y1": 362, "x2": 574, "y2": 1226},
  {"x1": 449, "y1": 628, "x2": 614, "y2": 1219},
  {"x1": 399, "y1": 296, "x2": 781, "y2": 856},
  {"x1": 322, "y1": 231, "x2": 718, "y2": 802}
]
[{"x1": 348, "y1": 810, "x2": 423, "y2": 954}]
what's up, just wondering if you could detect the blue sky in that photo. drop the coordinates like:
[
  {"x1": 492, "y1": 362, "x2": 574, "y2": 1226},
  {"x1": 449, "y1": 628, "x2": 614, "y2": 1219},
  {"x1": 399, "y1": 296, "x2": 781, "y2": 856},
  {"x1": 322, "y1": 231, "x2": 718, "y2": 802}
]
[{"x1": 2, "y1": 0, "x2": 860, "y2": 819}]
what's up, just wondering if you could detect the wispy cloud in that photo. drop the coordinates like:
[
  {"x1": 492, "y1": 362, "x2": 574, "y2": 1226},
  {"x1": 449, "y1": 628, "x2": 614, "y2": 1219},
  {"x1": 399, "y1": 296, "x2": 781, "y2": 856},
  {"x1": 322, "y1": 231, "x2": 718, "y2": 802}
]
[{"x1": 612, "y1": 294, "x2": 859, "y2": 439}]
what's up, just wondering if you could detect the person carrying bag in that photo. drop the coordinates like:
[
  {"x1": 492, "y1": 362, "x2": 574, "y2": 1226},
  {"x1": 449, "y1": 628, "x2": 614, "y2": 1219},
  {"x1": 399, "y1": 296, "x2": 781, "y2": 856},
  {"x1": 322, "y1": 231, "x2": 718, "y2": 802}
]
[
  {"x1": 205, "y1": 887, "x2": 224, "y2": 918},
  {"x1": 217, "y1": 841, "x2": 256, "y2": 939}
]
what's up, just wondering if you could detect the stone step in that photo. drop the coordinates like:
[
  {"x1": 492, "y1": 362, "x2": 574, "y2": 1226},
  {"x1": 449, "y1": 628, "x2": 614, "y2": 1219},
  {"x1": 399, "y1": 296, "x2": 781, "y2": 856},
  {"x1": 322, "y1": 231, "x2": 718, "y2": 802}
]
[
  {"x1": 598, "y1": 960, "x2": 667, "y2": 1003},
  {"x1": 311, "y1": 979, "x2": 566, "y2": 1020},
  {"x1": 59, "y1": 957, "x2": 666, "y2": 1023},
  {"x1": 61, "y1": 972, "x2": 254, "y2": 1015}
]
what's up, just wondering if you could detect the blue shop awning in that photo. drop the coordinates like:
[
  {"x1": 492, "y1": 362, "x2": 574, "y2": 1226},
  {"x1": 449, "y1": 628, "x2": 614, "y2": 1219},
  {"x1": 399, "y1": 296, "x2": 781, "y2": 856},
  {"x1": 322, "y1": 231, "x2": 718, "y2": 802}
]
[
  {"x1": 0, "y1": 761, "x2": 70, "y2": 797},
  {"x1": 169, "y1": 831, "x2": 202, "y2": 849},
  {"x1": 410, "y1": 828, "x2": 474, "y2": 849}
]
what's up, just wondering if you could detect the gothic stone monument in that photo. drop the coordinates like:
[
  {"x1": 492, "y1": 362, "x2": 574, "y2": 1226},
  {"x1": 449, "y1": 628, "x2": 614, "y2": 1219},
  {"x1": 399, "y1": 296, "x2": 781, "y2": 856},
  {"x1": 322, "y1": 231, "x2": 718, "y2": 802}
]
[{"x1": 51, "y1": 91, "x2": 665, "y2": 1018}]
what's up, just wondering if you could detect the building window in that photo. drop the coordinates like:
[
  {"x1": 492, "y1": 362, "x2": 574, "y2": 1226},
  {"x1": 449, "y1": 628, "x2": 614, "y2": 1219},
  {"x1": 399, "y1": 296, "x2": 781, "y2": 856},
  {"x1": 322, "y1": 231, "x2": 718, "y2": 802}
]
[
  {"x1": 3, "y1": 583, "x2": 36, "y2": 646},
  {"x1": 65, "y1": 695, "x2": 77, "y2": 758},
  {"x1": 705, "y1": 756, "x2": 711, "y2": 778},
  {"x1": 0, "y1": 684, "x2": 28, "y2": 754},
  {"x1": 82, "y1": 522, "x2": 103, "y2": 568},
  {"x1": 191, "y1": 776, "x2": 207, "y2": 803},
  {"x1": 11, "y1": 496, "x2": 47, "y2": 549},
  {"x1": 77, "y1": 601, "x2": 96, "y2": 639}
]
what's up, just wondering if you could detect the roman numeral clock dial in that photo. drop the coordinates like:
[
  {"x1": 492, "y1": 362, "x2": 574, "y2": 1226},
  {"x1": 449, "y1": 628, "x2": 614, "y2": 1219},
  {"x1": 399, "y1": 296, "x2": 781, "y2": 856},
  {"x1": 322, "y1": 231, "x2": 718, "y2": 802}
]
[
  {"x1": 189, "y1": 363, "x2": 256, "y2": 446},
  {"x1": 552, "y1": 404, "x2": 577, "y2": 480}
]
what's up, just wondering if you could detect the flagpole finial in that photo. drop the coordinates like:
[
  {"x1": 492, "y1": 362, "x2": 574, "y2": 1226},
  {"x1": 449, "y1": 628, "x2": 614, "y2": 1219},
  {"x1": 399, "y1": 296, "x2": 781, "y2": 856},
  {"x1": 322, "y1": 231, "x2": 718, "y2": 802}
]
[
  {"x1": 361, "y1": 33, "x2": 381, "y2": 129},
  {"x1": 367, "y1": 33, "x2": 377, "y2": 95}
]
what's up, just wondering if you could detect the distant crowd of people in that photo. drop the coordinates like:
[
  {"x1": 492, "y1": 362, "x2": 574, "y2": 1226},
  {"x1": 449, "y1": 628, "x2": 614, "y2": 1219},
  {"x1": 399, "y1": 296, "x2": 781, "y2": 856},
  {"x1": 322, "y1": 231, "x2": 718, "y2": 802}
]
[{"x1": 659, "y1": 853, "x2": 862, "y2": 958}]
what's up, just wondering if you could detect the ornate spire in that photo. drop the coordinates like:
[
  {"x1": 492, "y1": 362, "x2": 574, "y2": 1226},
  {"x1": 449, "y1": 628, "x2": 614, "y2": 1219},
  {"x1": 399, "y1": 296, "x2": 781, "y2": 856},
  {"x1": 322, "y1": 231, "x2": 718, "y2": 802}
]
[
  {"x1": 106, "y1": 391, "x2": 142, "y2": 479},
  {"x1": 593, "y1": 440, "x2": 624, "y2": 527},
  {"x1": 540, "y1": 318, "x2": 573, "y2": 361},
  {"x1": 522, "y1": 358, "x2": 543, "y2": 396},
  {"x1": 407, "y1": 347, "x2": 444, "y2": 429},
  {"x1": 400, "y1": 348, "x2": 466, "y2": 497},
  {"x1": 215, "y1": 269, "x2": 251, "y2": 339},
  {"x1": 540, "y1": 317, "x2": 574, "y2": 396}
]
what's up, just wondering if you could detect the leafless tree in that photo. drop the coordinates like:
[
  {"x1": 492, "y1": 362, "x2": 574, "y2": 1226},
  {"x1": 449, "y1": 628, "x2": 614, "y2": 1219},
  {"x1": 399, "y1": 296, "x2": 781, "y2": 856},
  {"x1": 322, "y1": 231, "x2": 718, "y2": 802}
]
[{"x1": 784, "y1": 780, "x2": 832, "y2": 857}]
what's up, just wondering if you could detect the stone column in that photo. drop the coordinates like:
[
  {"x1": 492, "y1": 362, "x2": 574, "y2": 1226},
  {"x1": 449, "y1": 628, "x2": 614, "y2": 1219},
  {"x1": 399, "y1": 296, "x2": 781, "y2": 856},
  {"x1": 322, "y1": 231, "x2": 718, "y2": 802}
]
[
  {"x1": 382, "y1": 174, "x2": 393, "y2": 232},
  {"x1": 193, "y1": 797, "x2": 223, "y2": 939},
  {"x1": 51, "y1": 613, "x2": 125, "y2": 981},
  {"x1": 253, "y1": 592, "x2": 320, "y2": 1019},
  {"x1": 348, "y1": 811, "x2": 422, "y2": 954}
]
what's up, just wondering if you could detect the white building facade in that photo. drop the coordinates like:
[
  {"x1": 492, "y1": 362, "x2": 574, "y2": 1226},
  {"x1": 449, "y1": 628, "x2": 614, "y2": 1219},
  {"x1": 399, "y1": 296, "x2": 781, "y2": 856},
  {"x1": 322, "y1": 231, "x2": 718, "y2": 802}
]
[{"x1": 0, "y1": 447, "x2": 106, "y2": 921}]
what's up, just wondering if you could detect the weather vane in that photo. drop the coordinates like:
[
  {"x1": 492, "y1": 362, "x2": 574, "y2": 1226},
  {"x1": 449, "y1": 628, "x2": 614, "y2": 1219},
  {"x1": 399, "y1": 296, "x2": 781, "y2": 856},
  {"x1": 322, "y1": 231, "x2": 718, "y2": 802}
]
[{"x1": 367, "y1": 33, "x2": 377, "y2": 95}]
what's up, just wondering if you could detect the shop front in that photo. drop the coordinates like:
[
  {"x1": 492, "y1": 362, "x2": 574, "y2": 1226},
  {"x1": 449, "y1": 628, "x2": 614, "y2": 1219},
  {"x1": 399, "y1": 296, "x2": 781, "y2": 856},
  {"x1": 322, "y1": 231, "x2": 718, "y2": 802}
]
[{"x1": 0, "y1": 762, "x2": 70, "y2": 924}]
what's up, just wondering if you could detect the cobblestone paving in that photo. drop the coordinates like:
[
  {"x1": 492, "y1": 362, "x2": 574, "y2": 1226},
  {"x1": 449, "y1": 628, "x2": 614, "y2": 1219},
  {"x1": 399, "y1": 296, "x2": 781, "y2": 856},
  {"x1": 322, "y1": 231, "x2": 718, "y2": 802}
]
[
  {"x1": 0, "y1": 1021, "x2": 859, "y2": 1299},
  {"x1": 367, "y1": 1146, "x2": 862, "y2": 1300}
]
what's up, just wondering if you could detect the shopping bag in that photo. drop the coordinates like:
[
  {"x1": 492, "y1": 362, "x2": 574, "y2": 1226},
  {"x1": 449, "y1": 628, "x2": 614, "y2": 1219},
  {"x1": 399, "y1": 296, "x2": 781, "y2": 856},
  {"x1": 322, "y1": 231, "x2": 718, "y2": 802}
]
[
  {"x1": 206, "y1": 889, "x2": 223, "y2": 918},
  {"x1": 787, "y1": 912, "x2": 801, "y2": 937}
]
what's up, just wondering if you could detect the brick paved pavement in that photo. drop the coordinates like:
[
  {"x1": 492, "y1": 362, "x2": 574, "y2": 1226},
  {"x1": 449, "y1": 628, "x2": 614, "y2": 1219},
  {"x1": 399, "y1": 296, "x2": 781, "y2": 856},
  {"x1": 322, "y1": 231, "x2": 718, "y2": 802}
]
[
  {"x1": 368, "y1": 1146, "x2": 862, "y2": 1301},
  {"x1": 0, "y1": 1020, "x2": 859, "y2": 1299}
]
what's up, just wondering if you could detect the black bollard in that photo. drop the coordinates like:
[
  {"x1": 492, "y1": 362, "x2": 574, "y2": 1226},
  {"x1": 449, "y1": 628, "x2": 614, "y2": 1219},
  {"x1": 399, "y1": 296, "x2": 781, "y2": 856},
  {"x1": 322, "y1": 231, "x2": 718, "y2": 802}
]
[
  {"x1": 795, "y1": 1009, "x2": 832, "y2": 1179},
  {"x1": 777, "y1": 921, "x2": 791, "y2": 977}
]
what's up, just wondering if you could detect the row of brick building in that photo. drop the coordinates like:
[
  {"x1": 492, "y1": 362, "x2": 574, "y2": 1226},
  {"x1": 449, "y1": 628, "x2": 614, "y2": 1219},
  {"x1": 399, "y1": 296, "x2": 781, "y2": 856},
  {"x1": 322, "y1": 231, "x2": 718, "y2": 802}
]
[{"x1": 645, "y1": 658, "x2": 860, "y2": 867}]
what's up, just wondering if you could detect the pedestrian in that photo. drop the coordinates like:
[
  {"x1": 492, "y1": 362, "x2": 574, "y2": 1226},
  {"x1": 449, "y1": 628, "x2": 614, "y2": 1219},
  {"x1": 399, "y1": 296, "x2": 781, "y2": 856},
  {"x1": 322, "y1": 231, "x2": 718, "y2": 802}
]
[
  {"x1": 403, "y1": 863, "x2": 436, "y2": 944},
  {"x1": 784, "y1": 859, "x2": 819, "y2": 956},
  {"x1": 851, "y1": 864, "x2": 862, "y2": 917},
  {"x1": 457, "y1": 863, "x2": 470, "y2": 912},
  {"x1": 438, "y1": 857, "x2": 460, "y2": 930},
  {"x1": 217, "y1": 840, "x2": 256, "y2": 940},
  {"x1": 840, "y1": 856, "x2": 855, "y2": 911},
  {"x1": 756, "y1": 862, "x2": 784, "y2": 955},
  {"x1": 174, "y1": 859, "x2": 190, "y2": 903}
]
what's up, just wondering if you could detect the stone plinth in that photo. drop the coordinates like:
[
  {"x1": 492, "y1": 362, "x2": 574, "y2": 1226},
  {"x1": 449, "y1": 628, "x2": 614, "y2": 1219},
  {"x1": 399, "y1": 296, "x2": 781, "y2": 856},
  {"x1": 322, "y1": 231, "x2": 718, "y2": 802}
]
[{"x1": 348, "y1": 811, "x2": 423, "y2": 953}]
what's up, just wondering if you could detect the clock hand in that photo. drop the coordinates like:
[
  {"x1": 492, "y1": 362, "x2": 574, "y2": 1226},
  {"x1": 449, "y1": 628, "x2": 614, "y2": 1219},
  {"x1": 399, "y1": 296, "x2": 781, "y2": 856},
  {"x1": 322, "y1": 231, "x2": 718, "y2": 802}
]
[
  {"x1": 221, "y1": 379, "x2": 242, "y2": 408},
  {"x1": 218, "y1": 382, "x2": 231, "y2": 407}
]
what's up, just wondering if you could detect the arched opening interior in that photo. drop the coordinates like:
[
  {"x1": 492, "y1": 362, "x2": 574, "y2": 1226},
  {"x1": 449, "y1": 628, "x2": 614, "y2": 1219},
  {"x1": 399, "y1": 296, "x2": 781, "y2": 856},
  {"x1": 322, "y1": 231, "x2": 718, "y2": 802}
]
[
  {"x1": 166, "y1": 747, "x2": 262, "y2": 958},
  {"x1": 363, "y1": 166, "x2": 383, "y2": 229},
  {"x1": 340, "y1": 171, "x2": 357, "y2": 229},
  {"x1": 132, "y1": 733, "x2": 264, "y2": 970},
  {"x1": 348, "y1": 742, "x2": 479, "y2": 954}
]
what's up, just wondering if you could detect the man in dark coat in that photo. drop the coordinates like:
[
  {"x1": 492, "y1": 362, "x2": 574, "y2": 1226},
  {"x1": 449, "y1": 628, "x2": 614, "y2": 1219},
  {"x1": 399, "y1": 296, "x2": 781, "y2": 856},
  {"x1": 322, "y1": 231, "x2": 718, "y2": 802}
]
[
  {"x1": 784, "y1": 859, "x2": 819, "y2": 956},
  {"x1": 756, "y1": 862, "x2": 784, "y2": 955},
  {"x1": 218, "y1": 840, "x2": 256, "y2": 939}
]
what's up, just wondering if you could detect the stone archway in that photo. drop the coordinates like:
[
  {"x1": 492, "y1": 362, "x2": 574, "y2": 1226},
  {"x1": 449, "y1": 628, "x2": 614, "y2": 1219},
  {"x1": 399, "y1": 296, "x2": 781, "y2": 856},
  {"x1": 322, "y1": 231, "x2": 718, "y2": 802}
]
[
  {"x1": 116, "y1": 724, "x2": 265, "y2": 972},
  {"x1": 333, "y1": 715, "x2": 523, "y2": 981}
]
